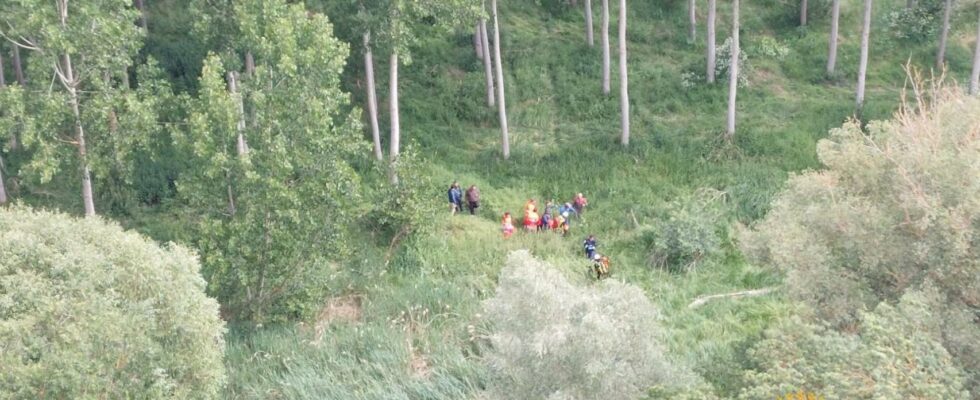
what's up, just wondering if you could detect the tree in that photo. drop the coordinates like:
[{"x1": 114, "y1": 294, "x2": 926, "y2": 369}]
[
  {"x1": 972, "y1": 6, "x2": 980, "y2": 95},
  {"x1": 481, "y1": 15, "x2": 495, "y2": 107},
  {"x1": 856, "y1": 0, "x2": 873, "y2": 115},
  {"x1": 177, "y1": 0, "x2": 367, "y2": 321},
  {"x1": 491, "y1": 0, "x2": 510, "y2": 159},
  {"x1": 585, "y1": 0, "x2": 595, "y2": 46},
  {"x1": 483, "y1": 251, "x2": 692, "y2": 399},
  {"x1": 740, "y1": 89, "x2": 980, "y2": 394},
  {"x1": 801, "y1": 0, "x2": 808, "y2": 26},
  {"x1": 0, "y1": 206, "x2": 226, "y2": 398},
  {"x1": 365, "y1": 30, "x2": 384, "y2": 161},
  {"x1": 739, "y1": 292, "x2": 970, "y2": 400},
  {"x1": 11, "y1": 46, "x2": 25, "y2": 86},
  {"x1": 726, "y1": 0, "x2": 740, "y2": 139},
  {"x1": 937, "y1": 0, "x2": 954, "y2": 69},
  {"x1": 828, "y1": 0, "x2": 841, "y2": 75},
  {"x1": 619, "y1": 0, "x2": 630, "y2": 146},
  {"x1": 689, "y1": 0, "x2": 697, "y2": 42},
  {"x1": 0, "y1": 0, "x2": 143, "y2": 217},
  {"x1": 707, "y1": 0, "x2": 717, "y2": 82},
  {"x1": 602, "y1": 0, "x2": 611, "y2": 94}
]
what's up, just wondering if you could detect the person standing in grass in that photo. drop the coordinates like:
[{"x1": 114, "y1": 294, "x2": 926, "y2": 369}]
[
  {"x1": 465, "y1": 185, "x2": 481, "y2": 215},
  {"x1": 583, "y1": 234, "x2": 597, "y2": 259},
  {"x1": 540, "y1": 211, "x2": 552, "y2": 231},
  {"x1": 559, "y1": 202, "x2": 576, "y2": 223},
  {"x1": 501, "y1": 212, "x2": 515, "y2": 238},
  {"x1": 572, "y1": 193, "x2": 588, "y2": 217},
  {"x1": 448, "y1": 181, "x2": 463, "y2": 215}
]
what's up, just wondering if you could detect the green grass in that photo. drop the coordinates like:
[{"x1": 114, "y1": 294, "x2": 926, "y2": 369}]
[{"x1": 184, "y1": 0, "x2": 978, "y2": 398}]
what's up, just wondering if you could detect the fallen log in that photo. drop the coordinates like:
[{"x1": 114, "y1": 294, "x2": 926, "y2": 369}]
[{"x1": 687, "y1": 287, "x2": 778, "y2": 309}]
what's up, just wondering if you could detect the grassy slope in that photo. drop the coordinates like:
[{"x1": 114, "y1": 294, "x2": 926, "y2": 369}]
[{"x1": 223, "y1": 0, "x2": 975, "y2": 398}]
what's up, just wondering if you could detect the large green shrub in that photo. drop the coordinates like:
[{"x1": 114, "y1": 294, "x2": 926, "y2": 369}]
[
  {"x1": 645, "y1": 189, "x2": 728, "y2": 272},
  {"x1": 482, "y1": 251, "x2": 691, "y2": 400},
  {"x1": 739, "y1": 290, "x2": 969, "y2": 400},
  {"x1": 740, "y1": 90, "x2": 980, "y2": 395},
  {"x1": 0, "y1": 206, "x2": 226, "y2": 399}
]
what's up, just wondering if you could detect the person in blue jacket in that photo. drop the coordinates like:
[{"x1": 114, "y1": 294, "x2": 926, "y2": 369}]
[
  {"x1": 559, "y1": 202, "x2": 577, "y2": 225},
  {"x1": 583, "y1": 235, "x2": 597, "y2": 259},
  {"x1": 447, "y1": 181, "x2": 463, "y2": 215}
]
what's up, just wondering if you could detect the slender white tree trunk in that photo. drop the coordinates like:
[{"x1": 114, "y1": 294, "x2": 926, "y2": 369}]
[
  {"x1": 245, "y1": 51, "x2": 255, "y2": 76},
  {"x1": 726, "y1": 0, "x2": 739, "y2": 139},
  {"x1": 689, "y1": 0, "x2": 697, "y2": 43},
  {"x1": 491, "y1": 0, "x2": 510, "y2": 159},
  {"x1": 619, "y1": 0, "x2": 630, "y2": 146},
  {"x1": 135, "y1": 0, "x2": 148, "y2": 30},
  {"x1": 389, "y1": 51, "x2": 401, "y2": 183},
  {"x1": 828, "y1": 0, "x2": 840, "y2": 75},
  {"x1": 0, "y1": 158, "x2": 7, "y2": 205},
  {"x1": 707, "y1": 0, "x2": 717, "y2": 83},
  {"x1": 481, "y1": 19, "x2": 495, "y2": 107},
  {"x1": 856, "y1": 0, "x2": 873, "y2": 115},
  {"x1": 585, "y1": 0, "x2": 595, "y2": 46},
  {"x1": 800, "y1": 0, "x2": 808, "y2": 26},
  {"x1": 0, "y1": 51, "x2": 5, "y2": 87},
  {"x1": 227, "y1": 71, "x2": 248, "y2": 156},
  {"x1": 474, "y1": 23, "x2": 484, "y2": 59},
  {"x1": 364, "y1": 32, "x2": 383, "y2": 161},
  {"x1": 971, "y1": 9, "x2": 980, "y2": 95},
  {"x1": 12, "y1": 46, "x2": 25, "y2": 86},
  {"x1": 63, "y1": 55, "x2": 96, "y2": 217},
  {"x1": 602, "y1": 0, "x2": 611, "y2": 94},
  {"x1": 937, "y1": 0, "x2": 953, "y2": 70}
]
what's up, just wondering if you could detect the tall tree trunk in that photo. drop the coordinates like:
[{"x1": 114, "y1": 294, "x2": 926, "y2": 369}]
[
  {"x1": 936, "y1": 0, "x2": 953, "y2": 70},
  {"x1": 63, "y1": 55, "x2": 96, "y2": 217},
  {"x1": 245, "y1": 51, "x2": 255, "y2": 76},
  {"x1": 908, "y1": 0, "x2": 916, "y2": 9},
  {"x1": 135, "y1": 0, "x2": 148, "y2": 30},
  {"x1": 0, "y1": 51, "x2": 5, "y2": 87},
  {"x1": 602, "y1": 0, "x2": 611, "y2": 94},
  {"x1": 707, "y1": 0, "x2": 717, "y2": 83},
  {"x1": 481, "y1": 19, "x2": 495, "y2": 107},
  {"x1": 474, "y1": 23, "x2": 484, "y2": 59},
  {"x1": 726, "y1": 0, "x2": 739, "y2": 139},
  {"x1": 227, "y1": 71, "x2": 248, "y2": 156},
  {"x1": 619, "y1": 0, "x2": 630, "y2": 146},
  {"x1": 971, "y1": 9, "x2": 980, "y2": 95},
  {"x1": 828, "y1": 0, "x2": 840, "y2": 75},
  {"x1": 491, "y1": 0, "x2": 510, "y2": 159},
  {"x1": 585, "y1": 0, "x2": 595, "y2": 46},
  {"x1": 364, "y1": 32, "x2": 383, "y2": 161},
  {"x1": 689, "y1": 0, "x2": 697, "y2": 43},
  {"x1": 12, "y1": 46, "x2": 25, "y2": 86},
  {"x1": 0, "y1": 157, "x2": 7, "y2": 205},
  {"x1": 389, "y1": 51, "x2": 401, "y2": 183},
  {"x1": 800, "y1": 0, "x2": 808, "y2": 26},
  {"x1": 856, "y1": 0, "x2": 873, "y2": 115}
]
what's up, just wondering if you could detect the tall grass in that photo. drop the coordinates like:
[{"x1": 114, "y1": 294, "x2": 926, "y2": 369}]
[{"x1": 224, "y1": 0, "x2": 969, "y2": 397}]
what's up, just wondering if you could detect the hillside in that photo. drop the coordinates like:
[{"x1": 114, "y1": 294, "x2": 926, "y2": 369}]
[{"x1": 2, "y1": 0, "x2": 977, "y2": 398}]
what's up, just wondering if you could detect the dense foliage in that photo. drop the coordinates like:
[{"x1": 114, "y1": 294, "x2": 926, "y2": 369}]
[
  {"x1": 0, "y1": 207, "x2": 226, "y2": 399},
  {"x1": 482, "y1": 251, "x2": 691, "y2": 400},
  {"x1": 741, "y1": 90, "x2": 980, "y2": 395}
]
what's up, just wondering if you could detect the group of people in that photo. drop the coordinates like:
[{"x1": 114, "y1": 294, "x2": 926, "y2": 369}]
[
  {"x1": 447, "y1": 181, "x2": 481, "y2": 215},
  {"x1": 446, "y1": 182, "x2": 607, "y2": 277},
  {"x1": 500, "y1": 194, "x2": 588, "y2": 238}
]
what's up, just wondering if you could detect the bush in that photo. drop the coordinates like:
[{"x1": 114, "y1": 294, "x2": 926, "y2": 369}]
[
  {"x1": 482, "y1": 251, "x2": 691, "y2": 400},
  {"x1": 739, "y1": 290, "x2": 970, "y2": 400},
  {"x1": 645, "y1": 189, "x2": 728, "y2": 272},
  {"x1": 740, "y1": 88, "x2": 980, "y2": 395},
  {"x1": 885, "y1": 2, "x2": 942, "y2": 43},
  {"x1": 0, "y1": 206, "x2": 226, "y2": 399}
]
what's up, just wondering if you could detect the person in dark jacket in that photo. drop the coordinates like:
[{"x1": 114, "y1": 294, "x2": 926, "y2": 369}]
[
  {"x1": 465, "y1": 185, "x2": 481, "y2": 215},
  {"x1": 447, "y1": 182, "x2": 463, "y2": 215},
  {"x1": 583, "y1": 235, "x2": 597, "y2": 259}
]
